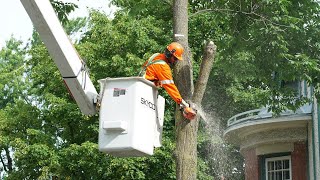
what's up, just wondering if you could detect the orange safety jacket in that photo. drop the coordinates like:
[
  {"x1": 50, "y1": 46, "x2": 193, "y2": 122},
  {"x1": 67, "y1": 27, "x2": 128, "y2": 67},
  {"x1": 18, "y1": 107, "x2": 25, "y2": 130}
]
[{"x1": 142, "y1": 53, "x2": 183, "y2": 104}]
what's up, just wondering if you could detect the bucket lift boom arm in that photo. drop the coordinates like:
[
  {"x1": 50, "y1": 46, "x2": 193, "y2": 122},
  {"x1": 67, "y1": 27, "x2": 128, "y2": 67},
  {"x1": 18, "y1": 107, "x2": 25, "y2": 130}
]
[
  {"x1": 20, "y1": 0, "x2": 98, "y2": 115},
  {"x1": 20, "y1": 0, "x2": 167, "y2": 157}
]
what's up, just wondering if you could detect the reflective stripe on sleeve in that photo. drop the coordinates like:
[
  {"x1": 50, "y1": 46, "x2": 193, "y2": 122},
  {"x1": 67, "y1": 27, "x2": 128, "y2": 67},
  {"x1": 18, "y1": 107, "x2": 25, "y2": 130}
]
[{"x1": 161, "y1": 79, "x2": 174, "y2": 84}]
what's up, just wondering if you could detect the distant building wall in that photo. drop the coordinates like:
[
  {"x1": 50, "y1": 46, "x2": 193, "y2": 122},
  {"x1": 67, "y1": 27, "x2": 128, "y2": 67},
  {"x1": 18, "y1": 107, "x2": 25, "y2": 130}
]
[
  {"x1": 243, "y1": 148, "x2": 259, "y2": 180},
  {"x1": 292, "y1": 142, "x2": 307, "y2": 180},
  {"x1": 242, "y1": 141, "x2": 307, "y2": 180}
]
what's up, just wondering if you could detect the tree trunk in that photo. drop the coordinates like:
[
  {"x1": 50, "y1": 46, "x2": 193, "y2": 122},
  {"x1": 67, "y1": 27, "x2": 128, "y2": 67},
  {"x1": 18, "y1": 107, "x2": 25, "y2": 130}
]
[
  {"x1": 173, "y1": 1, "x2": 217, "y2": 179},
  {"x1": 172, "y1": 0, "x2": 194, "y2": 179}
]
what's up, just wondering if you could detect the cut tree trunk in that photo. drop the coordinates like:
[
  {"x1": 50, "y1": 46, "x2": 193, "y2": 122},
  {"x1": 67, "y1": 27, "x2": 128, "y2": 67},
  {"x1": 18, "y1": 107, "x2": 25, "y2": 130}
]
[{"x1": 173, "y1": 1, "x2": 217, "y2": 179}]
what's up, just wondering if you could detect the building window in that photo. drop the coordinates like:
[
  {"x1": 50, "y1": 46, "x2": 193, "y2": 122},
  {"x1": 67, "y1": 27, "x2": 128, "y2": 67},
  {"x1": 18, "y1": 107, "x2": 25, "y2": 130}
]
[
  {"x1": 265, "y1": 156, "x2": 291, "y2": 180},
  {"x1": 281, "y1": 80, "x2": 300, "y2": 97}
]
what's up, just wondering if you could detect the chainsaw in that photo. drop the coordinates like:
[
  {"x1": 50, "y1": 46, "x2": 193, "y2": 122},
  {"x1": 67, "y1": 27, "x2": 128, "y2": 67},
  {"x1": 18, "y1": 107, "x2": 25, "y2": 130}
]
[{"x1": 180, "y1": 100, "x2": 197, "y2": 120}]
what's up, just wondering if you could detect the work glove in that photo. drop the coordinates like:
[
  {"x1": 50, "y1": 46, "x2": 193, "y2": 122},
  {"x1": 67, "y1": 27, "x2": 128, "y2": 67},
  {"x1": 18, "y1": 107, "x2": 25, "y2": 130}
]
[
  {"x1": 180, "y1": 99, "x2": 190, "y2": 109},
  {"x1": 179, "y1": 99, "x2": 197, "y2": 120}
]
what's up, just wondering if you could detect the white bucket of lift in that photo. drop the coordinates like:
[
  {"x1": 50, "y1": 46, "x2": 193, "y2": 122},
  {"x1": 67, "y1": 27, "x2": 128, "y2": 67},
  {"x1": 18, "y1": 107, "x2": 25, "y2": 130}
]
[{"x1": 98, "y1": 77, "x2": 165, "y2": 157}]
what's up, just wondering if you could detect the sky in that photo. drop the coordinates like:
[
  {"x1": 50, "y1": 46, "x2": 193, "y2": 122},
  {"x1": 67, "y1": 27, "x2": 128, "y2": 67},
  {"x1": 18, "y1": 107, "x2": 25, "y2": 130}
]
[{"x1": 0, "y1": 0, "x2": 117, "y2": 48}]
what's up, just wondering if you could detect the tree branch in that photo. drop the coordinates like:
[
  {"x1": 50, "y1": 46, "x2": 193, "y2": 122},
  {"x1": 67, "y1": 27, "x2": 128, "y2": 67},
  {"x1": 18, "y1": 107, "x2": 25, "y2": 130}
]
[
  {"x1": 5, "y1": 147, "x2": 12, "y2": 172},
  {"x1": 0, "y1": 152, "x2": 8, "y2": 172},
  {"x1": 189, "y1": 8, "x2": 291, "y2": 28},
  {"x1": 192, "y1": 41, "x2": 217, "y2": 105}
]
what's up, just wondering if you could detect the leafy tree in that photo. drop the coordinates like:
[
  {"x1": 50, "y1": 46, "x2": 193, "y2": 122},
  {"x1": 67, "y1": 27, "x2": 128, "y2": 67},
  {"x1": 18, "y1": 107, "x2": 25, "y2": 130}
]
[
  {"x1": 191, "y1": 0, "x2": 320, "y2": 114},
  {"x1": 0, "y1": 38, "x2": 31, "y2": 175},
  {"x1": 191, "y1": 0, "x2": 320, "y2": 178},
  {"x1": 0, "y1": 38, "x2": 28, "y2": 108}
]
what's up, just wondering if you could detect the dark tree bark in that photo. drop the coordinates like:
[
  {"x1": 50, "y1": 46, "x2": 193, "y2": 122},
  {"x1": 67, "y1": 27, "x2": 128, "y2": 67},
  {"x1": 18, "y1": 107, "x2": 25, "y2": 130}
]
[
  {"x1": 5, "y1": 147, "x2": 13, "y2": 172},
  {"x1": 0, "y1": 147, "x2": 13, "y2": 172},
  {"x1": 173, "y1": 1, "x2": 217, "y2": 179}
]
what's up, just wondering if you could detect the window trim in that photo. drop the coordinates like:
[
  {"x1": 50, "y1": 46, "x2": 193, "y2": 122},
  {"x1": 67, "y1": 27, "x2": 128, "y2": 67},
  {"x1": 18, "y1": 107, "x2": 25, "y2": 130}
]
[{"x1": 265, "y1": 155, "x2": 292, "y2": 180}]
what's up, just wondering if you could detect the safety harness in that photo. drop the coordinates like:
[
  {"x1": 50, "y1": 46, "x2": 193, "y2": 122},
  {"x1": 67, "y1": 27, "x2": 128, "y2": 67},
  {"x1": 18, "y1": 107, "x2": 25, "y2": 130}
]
[
  {"x1": 138, "y1": 53, "x2": 166, "y2": 77},
  {"x1": 138, "y1": 53, "x2": 176, "y2": 88}
]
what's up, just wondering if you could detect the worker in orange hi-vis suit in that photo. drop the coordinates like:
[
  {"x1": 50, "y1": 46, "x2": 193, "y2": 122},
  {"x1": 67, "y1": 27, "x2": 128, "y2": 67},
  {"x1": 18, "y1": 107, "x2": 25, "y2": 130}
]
[{"x1": 139, "y1": 42, "x2": 197, "y2": 120}]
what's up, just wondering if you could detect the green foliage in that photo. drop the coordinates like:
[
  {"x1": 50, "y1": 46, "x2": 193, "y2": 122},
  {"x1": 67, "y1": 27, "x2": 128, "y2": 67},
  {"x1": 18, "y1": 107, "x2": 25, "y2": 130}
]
[
  {"x1": 190, "y1": 0, "x2": 320, "y2": 116},
  {"x1": 57, "y1": 142, "x2": 108, "y2": 179},
  {"x1": 197, "y1": 157, "x2": 214, "y2": 180},
  {"x1": 79, "y1": 10, "x2": 171, "y2": 81},
  {"x1": 111, "y1": 0, "x2": 172, "y2": 21},
  {"x1": 50, "y1": 0, "x2": 78, "y2": 25},
  {"x1": 56, "y1": 139, "x2": 176, "y2": 180},
  {"x1": 0, "y1": 38, "x2": 53, "y2": 178},
  {"x1": 9, "y1": 144, "x2": 59, "y2": 180},
  {"x1": 0, "y1": 38, "x2": 27, "y2": 108}
]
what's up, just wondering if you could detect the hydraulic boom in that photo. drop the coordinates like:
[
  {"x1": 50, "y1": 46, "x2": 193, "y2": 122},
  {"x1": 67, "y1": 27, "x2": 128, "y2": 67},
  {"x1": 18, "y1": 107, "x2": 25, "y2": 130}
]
[{"x1": 20, "y1": 0, "x2": 98, "y2": 115}]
